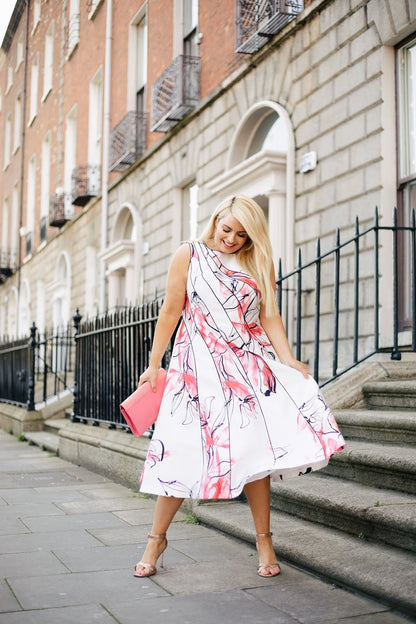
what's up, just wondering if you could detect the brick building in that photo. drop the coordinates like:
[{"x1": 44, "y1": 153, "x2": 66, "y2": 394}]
[{"x1": 0, "y1": 0, "x2": 415, "y2": 376}]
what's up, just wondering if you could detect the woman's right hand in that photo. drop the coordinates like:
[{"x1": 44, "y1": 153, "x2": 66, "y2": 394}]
[{"x1": 138, "y1": 366, "x2": 159, "y2": 392}]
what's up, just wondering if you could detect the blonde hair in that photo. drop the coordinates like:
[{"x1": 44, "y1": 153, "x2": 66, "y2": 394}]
[{"x1": 199, "y1": 195, "x2": 278, "y2": 317}]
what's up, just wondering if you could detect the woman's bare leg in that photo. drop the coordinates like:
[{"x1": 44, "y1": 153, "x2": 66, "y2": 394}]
[
  {"x1": 137, "y1": 495, "x2": 184, "y2": 568},
  {"x1": 244, "y1": 476, "x2": 279, "y2": 571}
]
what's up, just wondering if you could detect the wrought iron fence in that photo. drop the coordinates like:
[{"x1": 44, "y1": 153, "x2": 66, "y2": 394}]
[
  {"x1": 0, "y1": 323, "x2": 76, "y2": 409},
  {"x1": 72, "y1": 302, "x2": 175, "y2": 428},
  {"x1": 277, "y1": 207, "x2": 416, "y2": 385},
  {"x1": 0, "y1": 336, "x2": 30, "y2": 406}
]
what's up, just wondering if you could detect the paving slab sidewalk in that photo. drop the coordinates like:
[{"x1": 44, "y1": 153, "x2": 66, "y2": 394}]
[{"x1": 0, "y1": 429, "x2": 414, "y2": 624}]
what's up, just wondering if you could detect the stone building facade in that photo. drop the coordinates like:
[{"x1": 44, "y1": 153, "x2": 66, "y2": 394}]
[{"x1": 0, "y1": 0, "x2": 415, "y2": 376}]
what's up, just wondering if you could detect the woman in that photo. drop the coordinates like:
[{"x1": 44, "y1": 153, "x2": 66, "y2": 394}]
[{"x1": 134, "y1": 195, "x2": 345, "y2": 579}]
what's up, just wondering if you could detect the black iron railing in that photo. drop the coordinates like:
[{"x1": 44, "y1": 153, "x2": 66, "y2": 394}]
[
  {"x1": 0, "y1": 336, "x2": 30, "y2": 406},
  {"x1": 276, "y1": 207, "x2": 416, "y2": 385},
  {"x1": 151, "y1": 54, "x2": 201, "y2": 132},
  {"x1": 109, "y1": 110, "x2": 148, "y2": 171},
  {"x1": 72, "y1": 302, "x2": 175, "y2": 428},
  {"x1": 71, "y1": 164, "x2": 101, "y2": 206},
  {"x1": 235, "y1": 0, "x2": 304, "y2": 54},
  {"x1": 0, "y1": 323, "x2": 76, "y2": 409}
]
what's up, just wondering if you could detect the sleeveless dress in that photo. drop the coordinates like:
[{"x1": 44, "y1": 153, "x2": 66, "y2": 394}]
[{"x1": 140, "y1": 241, "x2": 345, "y2": 499}]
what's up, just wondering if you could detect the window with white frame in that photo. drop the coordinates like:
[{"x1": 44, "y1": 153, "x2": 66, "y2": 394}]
[
  {"x1": 397, "y1": 36, "x2": 416, "y2": 330},
  {"x1": 1, "y1": 198, "x2": 9, "y2": 257},
  {"x1": 16, "y1": 35, "x2": 24, "y2": 70},
  {"x1": 181, "y1": 182, "x2": 199, "y2": 241},
  {"x1": 88, "y1": 0, "x2": 104, "y2": 19},
  {"x1": 68, "y1": 0, "x2": 80, "y2": 57},
  {"x1": 43, "y1": 23, "x2": 54, "y2": 100},
  {"x1": 64, "y1": 106, "x2": 77, "y2": 216},
  {"x1": 6, "y1": 65, "x2": 13, "y2": 93},
  {"x1": 41, "y1": 133, "x2": 51, "y2": 233},
  {"x1": 26, "y1": 155, "x2": 36, "y2": 245},
  {"x1": 183, "y1": 0, "x2": 198, "y2": 56},
  {"x1": 135, "y1": 14, "x2": 147, "y2": 115},
  {"x1": 89, "y1": 67, "x2": 103, "y2": 167},
  {"x1": 29, "y1": 53, "x2": 39, "y2": 124},
  {"x1": 11, "y1": 184, "x2": 19, "y2": 266},
  {"x1": 33, "y1": 0, "x2": 41, "y2": 32},
  {"x1": 4, "y1": 115, "x2": 12, "y2": 169},
  {"x1": 13, "y1": 95, "x2": 22, "y2": 153}
]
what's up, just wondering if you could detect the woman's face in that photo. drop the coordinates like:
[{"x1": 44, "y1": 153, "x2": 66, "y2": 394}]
[{"x1": 213, "y1": 214, "x2": 248, "y2": 254}]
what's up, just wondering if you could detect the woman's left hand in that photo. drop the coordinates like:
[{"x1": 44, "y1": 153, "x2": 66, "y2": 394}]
[{"x1": 281, "y1": 357, "x2": 310, "y2": 379}]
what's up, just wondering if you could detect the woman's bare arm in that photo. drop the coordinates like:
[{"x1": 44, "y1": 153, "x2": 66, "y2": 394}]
[{"x1": 138, "y1": 244, "x2": 190, "y2": 389}]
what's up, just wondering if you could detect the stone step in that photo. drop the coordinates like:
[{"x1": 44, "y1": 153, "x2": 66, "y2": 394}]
[
  {"x1": 22, "y1": 430, "x2": 59, "y2": 454},
  {"x1": 269, "y1": 472, "x2": 416, "y2": 552},
  {"x1": 323, "y1": 439, "x2": 416, "y2": 495},
  {"x1": 334, "y1": 409, "x2": 416, "y2": 446},
  {"x1": 363, "y1": 379, "x2": 416, "y2": 411},
  {"x1": 194, "y1": 499, "x2": 416, "y2": 617},
  {"x1": 43, "y1": 418, "x2": 69, "y2": 434}
]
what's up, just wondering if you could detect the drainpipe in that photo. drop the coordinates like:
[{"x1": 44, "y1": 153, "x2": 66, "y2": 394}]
[
  {"x1": 99, "y1": 0, "x2": 112, "y2": 313},
  {"x1": 16, "y1": 0, "x2": 30, "y2": 336}
]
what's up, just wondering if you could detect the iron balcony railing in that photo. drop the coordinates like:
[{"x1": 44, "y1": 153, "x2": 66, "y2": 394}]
[
  {"x1": 0, "y1": 248, "x2": 17, "y2": 278},
  {"x1": 151, "y1": 54, "x2": 201, "y2": 133},
  {"x1": 49, "y1": 192, "x2": 74, "y2": 227},
  {"x1": 109, "y1": 111, "x2": 148, "y2": 172},
  {"x1": 236, "y1": 0, "x2": 304, "y2": 54},
  {"x1": 71, "y1": 164, "x2": 101, "y2": 206}
]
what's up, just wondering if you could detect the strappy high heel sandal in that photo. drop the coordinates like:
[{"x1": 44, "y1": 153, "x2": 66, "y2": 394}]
[
  {"x1": 256, "y1": 532, "x2": 281, "y2": 578},
  {"x1": 133, "y1": 533, "x2": 168, "y2": 577}
]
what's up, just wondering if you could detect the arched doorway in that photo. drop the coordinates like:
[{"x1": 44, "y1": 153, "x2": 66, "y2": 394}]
[
  {"x1": 209, "y1": 101, "x2": 295, "y2": 272},
  {"x1": 102, "y1": 203, "x2": 142, "y2": 309}
]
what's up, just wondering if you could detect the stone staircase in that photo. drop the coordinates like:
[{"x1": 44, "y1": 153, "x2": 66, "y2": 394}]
[{"x1": 195, "y1": 366, "x2": 416, "y2": 617}]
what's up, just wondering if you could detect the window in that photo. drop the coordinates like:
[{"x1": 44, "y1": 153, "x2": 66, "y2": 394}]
[
  {"x1": 33, "y1": 0, "x2": 41, "y2": 32},
  {"x1": 183, "y1": 0, "x2": 198, "y2": 56},
  {"x1": 64, "y1": 106, "x2": 77, "y2": 216},
  {"x1": 181, "y1": 182, "x2": 199, "y2": 241},
  {"x1": 13, "y1": 95, "x2": 22, "y2": 153},
  {"x1": 29, "y1": 53, "x2": 39, "y2": 124},
  {"x1": 43, "y1": 23, "x2": 54, "y2": 100},
  {"x1": 4, "y1": 115, "x2": 12, "y2": 169},
  {"x1": 68, "y1": 0, "x2": 80, "y2": 57},
  {"x1": 88, "y1": 0, "x2": 103, "y2": 19},
  {"x1": 397, "y1": 36, "x2": 416, "y2": 330},
  {"x1": 89, "y1": 68, "x2": 103, "y2": 167},
  {"x1": 7, "y1": 65, "x2": 13, "y2": 92},
  {"x1": 41, "y1": 133, "x2": 51, "y2": 241},
  {"x1": 1, "y1": 198, "x2": 9, "y2": 257},
  {"x1": 246, "y1": 111, "x2": 288, "y2": 158},
  {"x1": 16, "y1": 36, "x2": 24, "y2": 70},
  {"x1": 135, "y1": 16, "x2": 147, "y2": 113},
  {"x1": 26, "y1": 155, "x2": 36, "y2": 253},
  {"x1": 11, "y1": 184, "x2": 19, "y2": 265}
]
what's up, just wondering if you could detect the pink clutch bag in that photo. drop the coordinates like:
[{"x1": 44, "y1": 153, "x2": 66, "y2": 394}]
[{"x1": 120, "y1": 368, "x2": 167, "y2": 438}]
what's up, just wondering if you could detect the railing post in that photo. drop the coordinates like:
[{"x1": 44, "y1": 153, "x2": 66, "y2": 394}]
[
  {"x1": 314, "y1": 238, "x2": 321, "y2": 382},
  {"x1": 71, "y1": 309, "x2": 82, "y2": 422},
  {"x1": 391, "y1": 207, "x2": 401, "y2": 360},
  {"x1": 27, "y1": 322, "x2": 37, "y2": 411}
]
